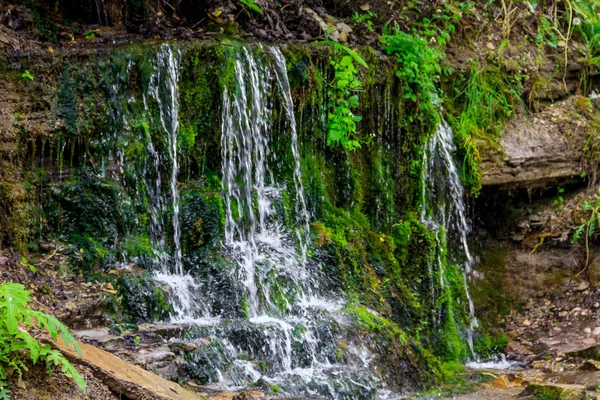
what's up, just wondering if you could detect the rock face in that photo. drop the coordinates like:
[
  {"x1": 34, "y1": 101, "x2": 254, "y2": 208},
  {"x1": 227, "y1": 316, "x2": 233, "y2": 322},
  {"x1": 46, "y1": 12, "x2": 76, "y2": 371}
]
[
  {"x1": 480, "y1": 97, "x2": 590, "y2": 189},
  {"x1": 52, "y1": 338, "x2": 204, "y2": 400},
  {"x1": 566, "y1": 344, "x2": 600, "y2": 361}
]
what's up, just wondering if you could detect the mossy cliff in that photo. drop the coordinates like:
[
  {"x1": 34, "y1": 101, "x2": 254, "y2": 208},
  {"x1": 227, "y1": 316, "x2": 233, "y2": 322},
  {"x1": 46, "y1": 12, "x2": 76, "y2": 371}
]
[{"x1": 0, "y1": 40, "x2": 473, "y2": 390}]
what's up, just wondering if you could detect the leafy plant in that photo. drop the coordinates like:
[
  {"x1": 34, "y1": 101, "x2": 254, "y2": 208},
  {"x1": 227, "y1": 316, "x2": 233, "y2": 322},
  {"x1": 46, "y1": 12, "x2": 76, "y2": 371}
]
[
  {"x1": 352, "y1": 11, "x2": 377, "y2": 33},
  {"x1": 21, "y1": 70, "x2": 34, "y2": 81},
  {"x1": 573, "y1": 196, "x2": 600, "y2": 272},
  {"x1": 572, "y1": 0, "x2": 600, "y2": 93},
  {"x1": 0, "y1": 282, "x2": 86, "y2": 397},
  {"x1": 321, "y1": 40, "x2": 368, "y2": 151},
  {"x1": 83, "y1": 30, "x2": 95, "y2": 39},
  {"x1": 20, "y1": 257, "x2": 36, "y2": 273},
  {"x1": 239, "y1": 0, "x2": 263, "y2": 15},
  {"x1": 382, "y1": 26, "x2": 442, "y2": 111}
]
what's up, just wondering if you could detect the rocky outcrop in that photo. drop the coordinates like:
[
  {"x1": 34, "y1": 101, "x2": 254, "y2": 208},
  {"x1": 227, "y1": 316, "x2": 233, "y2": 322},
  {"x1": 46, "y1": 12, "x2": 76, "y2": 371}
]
[
  {"x1": 52, "y1": 338, "x2": 205, "y2": 400},
  {"x1": 480, "y1": 97, "x2": 594, "y2": 189}
]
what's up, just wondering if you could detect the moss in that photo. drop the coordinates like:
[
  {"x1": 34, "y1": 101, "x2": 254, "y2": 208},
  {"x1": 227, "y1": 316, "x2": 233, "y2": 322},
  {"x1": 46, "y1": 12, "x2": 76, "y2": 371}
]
[
  {"x1": 0, "y1": 183, "x2": 28, "y2": 249},
  {"x1": 345, "y1": 304, "x2": 407, "y2": 344},
  {"x1": 116, "y1": 273, "x2": 173, "y2": 324},
  {"x1": 473, "y1": 333, "x2": 509, "y2": 360}
]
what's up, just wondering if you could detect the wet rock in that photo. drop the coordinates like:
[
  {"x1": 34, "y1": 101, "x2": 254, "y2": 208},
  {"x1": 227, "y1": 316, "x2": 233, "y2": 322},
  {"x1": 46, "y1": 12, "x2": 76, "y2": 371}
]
[
  {"x1": 520, "y1": 383, "x2": 585, "y2": 400},
  {"x1": 137, "y1": 323, "x2": 188, "y2": 341},
  {"x1": 578, "y1": 359, "x2": 600, "y2": 371}
]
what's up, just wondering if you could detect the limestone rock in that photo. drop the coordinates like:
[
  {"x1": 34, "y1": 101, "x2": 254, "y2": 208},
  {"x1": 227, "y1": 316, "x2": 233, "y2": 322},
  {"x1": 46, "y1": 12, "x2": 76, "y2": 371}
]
[
  {"x1": 480, "y1": 97, "x2": 587, "y2": 189},
  {"x1": 520, "y1": 383, "x2": 585, "y2": 400}
]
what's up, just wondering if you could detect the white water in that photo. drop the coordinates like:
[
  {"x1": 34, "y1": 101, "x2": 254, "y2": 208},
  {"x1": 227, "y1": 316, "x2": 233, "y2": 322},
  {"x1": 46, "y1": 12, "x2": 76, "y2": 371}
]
[
  {"x1": 143, "y1": 44, "x2": 196, "y2": 320},
  {"x1": 421, "y1": 115, "x2": 479, "y2": 358},
  {"x1": 466, "y1": 354, "x2": 519, "y2": 370}
]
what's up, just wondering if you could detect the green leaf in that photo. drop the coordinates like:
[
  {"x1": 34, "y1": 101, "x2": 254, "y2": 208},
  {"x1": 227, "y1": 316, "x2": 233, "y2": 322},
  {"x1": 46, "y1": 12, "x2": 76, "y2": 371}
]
[{"x1": 0, "y1": 283, "x2": 31, "y2": 334}]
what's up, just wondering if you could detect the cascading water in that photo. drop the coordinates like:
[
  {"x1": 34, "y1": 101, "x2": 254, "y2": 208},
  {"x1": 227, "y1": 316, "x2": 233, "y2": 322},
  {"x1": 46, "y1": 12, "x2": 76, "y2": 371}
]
[
  {"x1": 421, "y1": 114, "x2": 479, "y2": 358},
  {"x1": 220, "y1": 45, "x2": 312, "y2": 316},
  {"x1": 142, "y1": 44, "x2": 200, "y2": 320},
  {"x1": 176, "y1": 45, "x2": 398, "y2": 399}
]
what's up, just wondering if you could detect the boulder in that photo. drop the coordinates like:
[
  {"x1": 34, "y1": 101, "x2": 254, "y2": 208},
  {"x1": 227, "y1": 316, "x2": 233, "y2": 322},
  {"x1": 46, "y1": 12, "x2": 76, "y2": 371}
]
[
  {"x1": 480, "y1": 98, "x2": 588, "y2": 189},
  {"x1": 520, "y1": 383, "x2": 585, "y2": 400}
]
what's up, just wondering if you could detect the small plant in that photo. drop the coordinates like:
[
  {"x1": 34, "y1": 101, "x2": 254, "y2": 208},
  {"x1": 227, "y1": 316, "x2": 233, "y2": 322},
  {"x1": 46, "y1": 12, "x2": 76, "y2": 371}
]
[
  {"x1": 20, "y1": 257, "x2": 36, "y2": 273},
  {"x1": 573, "y1": 196, "x2": 600, "y2": 273},
  {"x1": 83, "y1": 30, "x2": 95, "y2": 40},
  {"x1": 0, "y1": 282, "x2": 86, "y2": 397},
  {"x1": 321, "y1": 40, "x2": 368, "y2": 151},
  {"x1": 352, "y1": 11, "x2": 377, "y2": 33},
  {"x1": 554, "y1": 187, "x2": 565, "y2": 211},
  {"x1": 134, "y1": 336, "x2": 141, "y2": 345},
  {"x1": 239, "y1": 0, "x2": 263, "y2": 15},
  {"x1": 21, "y1": 70, "x2": 34, "y2": 81}
]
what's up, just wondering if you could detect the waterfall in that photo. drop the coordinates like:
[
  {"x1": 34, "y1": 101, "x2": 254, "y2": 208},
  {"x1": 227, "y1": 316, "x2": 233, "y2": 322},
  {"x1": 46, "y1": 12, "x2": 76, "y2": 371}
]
[
  {"x1": 220, "y1": 45, "x2": 311, "y2": 317},
  {"x1": 421, "y1": 115, "x2": 479, "y2": 358}
]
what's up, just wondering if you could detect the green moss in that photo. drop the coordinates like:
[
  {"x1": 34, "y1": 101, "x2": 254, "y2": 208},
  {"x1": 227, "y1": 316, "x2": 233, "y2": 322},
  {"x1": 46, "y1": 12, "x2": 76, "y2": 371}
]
[
  {"x1": 116, "y1": 273, "x2": 173, "y2": 324},
  {"x1": 345, "y1": 304, "x2": 407, "y2": 344},
  {"x1": 473, "y1": 333, "x2": 509, "y2": 360}
]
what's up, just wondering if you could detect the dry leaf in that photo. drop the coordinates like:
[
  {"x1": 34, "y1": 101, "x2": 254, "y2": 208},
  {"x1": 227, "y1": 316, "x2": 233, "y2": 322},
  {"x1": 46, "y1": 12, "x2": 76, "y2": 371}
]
[{"x1": 359, "y1": 4, "x2": 370, "y2": 11}]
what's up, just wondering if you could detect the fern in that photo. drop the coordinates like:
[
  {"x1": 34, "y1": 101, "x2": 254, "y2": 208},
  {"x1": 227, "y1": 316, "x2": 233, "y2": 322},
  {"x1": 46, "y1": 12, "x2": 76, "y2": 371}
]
[{"x1": 0, "y1": 282, "x2": 86, "y2": 396}]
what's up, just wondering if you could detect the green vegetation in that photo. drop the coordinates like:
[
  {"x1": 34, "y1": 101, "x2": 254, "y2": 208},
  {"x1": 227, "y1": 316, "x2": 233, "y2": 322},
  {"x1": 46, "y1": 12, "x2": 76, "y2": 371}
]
[
  {"x1": 382, "y1": 26, "x2": 442, "y2": 120},
  {"x1": 240, "y1": 0, "x2": 263, "y2": 15},
  {"x1": 0, "y1": 282, "x2": 86, "y2": 398},
  {"x1": 322, "y1": 40, "x2": 368, "y2": 151},
  {"x1": 21, "y1": 70, "x2": 34, "y2": 81},
  {"x1": 573, "y1": 196, "x2": 600, "y2": 271}
]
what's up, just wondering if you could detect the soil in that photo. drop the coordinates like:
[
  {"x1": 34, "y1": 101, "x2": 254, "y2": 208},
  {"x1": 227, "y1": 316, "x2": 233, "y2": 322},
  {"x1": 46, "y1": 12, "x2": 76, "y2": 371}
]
[{"x1": 7, "y1": 362, "x2": 119, "y2": 400}]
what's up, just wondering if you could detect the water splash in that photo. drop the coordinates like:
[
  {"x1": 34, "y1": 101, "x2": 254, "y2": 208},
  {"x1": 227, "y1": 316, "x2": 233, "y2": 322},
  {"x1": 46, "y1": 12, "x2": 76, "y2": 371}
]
[{"x1": 421, "y1": 115, "x2": 479, "y2": 358}]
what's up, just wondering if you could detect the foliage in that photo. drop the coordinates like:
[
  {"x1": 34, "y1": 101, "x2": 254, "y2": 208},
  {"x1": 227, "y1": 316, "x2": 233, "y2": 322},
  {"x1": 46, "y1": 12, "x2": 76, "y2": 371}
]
[
  {"x1": 381, "y1": 26, "x2": 442, "y2": 117},
  {"x1": 352, "y1": 11, "x2": 377, "y2": 33},
  {"x1": 0, "y1": 282, "x2": 86, "y2": 396},
  {"x1": 21, "y1": 70, "x2": 34, "y2": 81},
  {"x1": 573, "y1": 196, "x2": 600, "y2": 271},
  {"x1": 572, "y1": 0, "x2": 600, "y2": 93},
  {"x1": 239, "y1": 0, "x2": 263, "y2": 15},
  {"x1": 322, "y1": 40, "x2": 368, "y2": 151}
]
